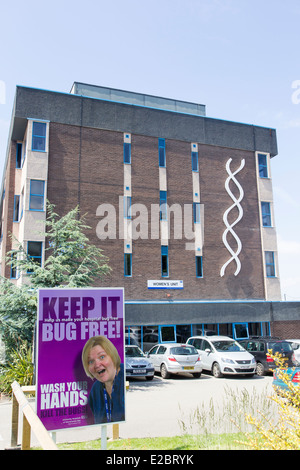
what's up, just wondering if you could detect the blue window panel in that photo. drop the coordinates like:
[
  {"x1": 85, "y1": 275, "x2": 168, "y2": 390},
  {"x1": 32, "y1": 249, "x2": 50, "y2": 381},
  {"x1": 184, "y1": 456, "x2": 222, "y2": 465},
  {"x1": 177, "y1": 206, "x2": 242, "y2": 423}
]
[
  {"x1": 124, "y1": 142, "x2": 131, "y2": 164},
  {"x1": 158, "y1": 138, "x2": 166, "y2": 167},
  {"x1": 258, "y1": 153, "x2": 268, "y2": 178},
  {"x1": 193, "y1": 202, "x2": 201, "y2": 223},
  {"x1": 191, "y1": 151, "x2": 198, "y2": 171},
  {"x1": 233, "y1": 323, "x2": 249, "y2": 340},
  {"x1": 196, "y1": 256, "x2": 203, "y2": 278},
  {"x1": 124, "y1": 196, "x2": 131, "y2": 219},
  {"x1": 124, "y1": 253, "x2": 132, "y2": 277},
  {"x1": 160, "y1": 190, "x2": 167, "y2": 220},
  {"x1": 13, "y1": 195, "x2": 20, "y2": 222},
  {"x1": 159, "y1": 325, "x2": 176, "y2": 343},
  {"x1": 10, "y1": 252, "x2": 18, "y2": 279},
  {"x1": 261, "y1": 202, "x2": 272, "y2": 227},
  {"x1": 27, "y1": 241, "x2": 42, "y2": 272},
  {"x1": 32, "y1": 122, "x2": 47, "y2": 151},
  {"x1": 29, "y1": 180, "x2": 45, "y2": 211},
  {"x1": 161, "y1": 245, "x2": 169, "y2": 277},
  {"x1": 265, "y1": 251, "x2": 275, "y2": 277},
  {"x1": 16, "y1": 143, "x2": 22, "y2": 168}
]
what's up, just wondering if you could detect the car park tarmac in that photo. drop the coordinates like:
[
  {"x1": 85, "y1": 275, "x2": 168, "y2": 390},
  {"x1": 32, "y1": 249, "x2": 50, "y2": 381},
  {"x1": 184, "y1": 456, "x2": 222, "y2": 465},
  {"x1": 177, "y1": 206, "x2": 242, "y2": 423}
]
[{"x1": 0, "y1": 372, "x2": 274, "y2": 449}]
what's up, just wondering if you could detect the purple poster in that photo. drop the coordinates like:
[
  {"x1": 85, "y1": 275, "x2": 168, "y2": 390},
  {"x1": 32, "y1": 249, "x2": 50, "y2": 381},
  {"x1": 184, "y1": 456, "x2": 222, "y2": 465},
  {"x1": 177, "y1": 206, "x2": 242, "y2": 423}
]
[{"x1": 36, "y1": 288, "x2": 125, "y2": 431}]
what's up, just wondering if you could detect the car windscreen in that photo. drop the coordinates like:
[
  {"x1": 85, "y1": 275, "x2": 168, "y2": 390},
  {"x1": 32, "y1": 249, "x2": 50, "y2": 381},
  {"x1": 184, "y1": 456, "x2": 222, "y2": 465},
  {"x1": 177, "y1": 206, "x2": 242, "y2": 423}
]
[
  {"x1": 268, "y1": 342, "x2": 293, "y2": 353},
  {"x1": 211, "y1": 340, "x2": 245, "y2": 352},
  {"x1": 125, "y1": 347, "x2": 144, "y2": 357},
  {"x1": 170, "y1": 346, "x2": 198, "y2": 355}
]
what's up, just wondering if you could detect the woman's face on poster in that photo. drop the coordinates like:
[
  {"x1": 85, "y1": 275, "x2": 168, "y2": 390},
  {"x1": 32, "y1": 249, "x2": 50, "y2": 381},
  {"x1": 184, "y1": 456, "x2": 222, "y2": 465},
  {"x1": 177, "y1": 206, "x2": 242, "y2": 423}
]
[{"x1": 87, "y1": 345, "x2": 116, "y2": 384}]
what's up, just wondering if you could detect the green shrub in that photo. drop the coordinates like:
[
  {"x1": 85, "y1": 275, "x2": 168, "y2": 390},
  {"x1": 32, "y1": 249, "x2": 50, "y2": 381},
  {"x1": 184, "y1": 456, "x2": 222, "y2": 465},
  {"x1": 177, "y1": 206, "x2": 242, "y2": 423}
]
[
  {"x1": 240, "y1": 352, "x2": 300, "y2": 450},
  {"x1": 0, "y1": 342, "x2": 34, "y2": 395}
]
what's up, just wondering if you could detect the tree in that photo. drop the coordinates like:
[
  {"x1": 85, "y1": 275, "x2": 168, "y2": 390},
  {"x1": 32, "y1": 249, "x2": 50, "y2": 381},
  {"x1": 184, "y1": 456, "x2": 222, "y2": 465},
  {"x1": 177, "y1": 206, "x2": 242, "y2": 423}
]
[{"x1": 0, "y1": 203, "x2": 111, "y2": 358}]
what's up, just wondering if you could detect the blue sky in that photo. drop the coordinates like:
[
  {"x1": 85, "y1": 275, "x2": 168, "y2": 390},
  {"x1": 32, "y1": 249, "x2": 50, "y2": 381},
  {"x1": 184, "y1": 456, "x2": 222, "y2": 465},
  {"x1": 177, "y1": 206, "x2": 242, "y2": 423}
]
[{"x1": 0, "y1": 0, "x2": 299, "y2": 300}]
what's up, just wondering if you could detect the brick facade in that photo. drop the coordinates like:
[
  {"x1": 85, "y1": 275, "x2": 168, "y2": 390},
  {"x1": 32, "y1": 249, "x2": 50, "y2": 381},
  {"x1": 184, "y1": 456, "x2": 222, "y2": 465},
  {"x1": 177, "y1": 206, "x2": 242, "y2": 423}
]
[
  {"x1": 1, "y1": 83, "x2": 298, "y2": 341},
  {"x1": 46, "y1": 122, "x2": 265, "y2": 301},
  {"x1": 1, "y1": 144, "x2": 16, "y2": 279},
  {"x1": 271, "y1": 321, "x2": 300, "y2": 340}
]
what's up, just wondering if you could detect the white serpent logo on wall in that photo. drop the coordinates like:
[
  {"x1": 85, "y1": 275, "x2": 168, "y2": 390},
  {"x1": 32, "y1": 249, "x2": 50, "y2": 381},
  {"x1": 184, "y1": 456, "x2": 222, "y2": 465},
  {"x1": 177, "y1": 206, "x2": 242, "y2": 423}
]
[{"x1": 220, "y1": 158, "x2": 245, "y2": 277}]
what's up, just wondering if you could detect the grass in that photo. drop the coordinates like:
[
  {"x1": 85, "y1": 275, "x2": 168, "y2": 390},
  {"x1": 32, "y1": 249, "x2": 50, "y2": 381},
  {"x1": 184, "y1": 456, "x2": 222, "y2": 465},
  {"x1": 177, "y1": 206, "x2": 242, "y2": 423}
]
[
  {"x1": 56, "y1": 433, "x2": 251, "y2": 451},
  {"x1": 34, "y1": 382, "x2": 277, "y2": 451}
]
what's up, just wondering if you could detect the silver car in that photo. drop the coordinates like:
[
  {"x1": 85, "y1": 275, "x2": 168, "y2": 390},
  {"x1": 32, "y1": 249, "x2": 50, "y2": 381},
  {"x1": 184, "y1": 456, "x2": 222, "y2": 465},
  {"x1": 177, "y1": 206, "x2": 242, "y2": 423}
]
[
  {"x1": 186, "y1": 335, "x2": 256, "y2": 378},
  {"x1": 147, "y1": 343, "x2": 202, "y2": 379},
  {"x1": 286, "y1": 340, "x2": 300, "y2": 365},
  {"x1": 125, "y1": 345, "x2": 155, "y2": 380}
]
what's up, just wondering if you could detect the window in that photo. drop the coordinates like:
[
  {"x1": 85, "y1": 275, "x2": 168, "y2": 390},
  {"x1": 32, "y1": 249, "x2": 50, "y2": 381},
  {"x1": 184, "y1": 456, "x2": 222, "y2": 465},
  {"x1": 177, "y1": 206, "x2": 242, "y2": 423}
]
[
  {"x1": 202, "y1": 339, "x2": 212, "y2": 352},
  {"x1": 193, "y1": 202, "x2": 201, "y2": 223},
  {"x1": 29, "y1": 180, "x2": 45, "y2": 211},
  {"x1": 258, "y1": 153, "x2": 268, "y2": 178},
  {"x1": 176, "y1": 325, "x2": 192, "y2": 343},
  {"x1": 124, "y1": 196, "x2": 131, "y2": 219},
  {"x1": 196, "y1": 256, "x2": 203, "y2": 277},
  {"x1": 160, "y1": 191, "x2": 167, "y2": 220},
  {"x1": 158, "y1": 138, "x2": 166, "y2": 167},
  {"x1": 124, "y1": 142, "x2": 131, "y2": 164},
  {"x1": 16, "y1": 143, "x2": 22, "y2": 168},
  {"x1": 32, "y1": 121, "x2": 47, "y2": 151},
  {"x1": 142, "y1": 326, "x2": 158, "y2": 352},
  {"x1": 27, "y1": 241, "x2": 42, "y2": 272},
  {"x1": 19, "y1": 189, "x2": 24, "y2": 221},
  {"x1": 10, "y1": 252, "x2": 19, "y2": 279},
  {"x1": 233, "y1": 323, "x2": 249, "y2": 340},
  {"x1": 161, "y1": 245, "x2": 169, "y2": 277},
  {"x1": 160, "y1": 326, "x2": 176, "y2": 342},
  {"x1": 13, "y1": 196, "x2": 20, "y2": 222},
  {"x1": 124, "y1": 253, "x2": 132, "y2": 277},
  {"x1": 191, "y1": 150, "x2": 198, "y2": 171},
  {"x1": 265, "y1": 251, "x2": 275, "y2": 277},
  {"x1": 261, "y1": 201, "x2": 272, "y2": 227}
]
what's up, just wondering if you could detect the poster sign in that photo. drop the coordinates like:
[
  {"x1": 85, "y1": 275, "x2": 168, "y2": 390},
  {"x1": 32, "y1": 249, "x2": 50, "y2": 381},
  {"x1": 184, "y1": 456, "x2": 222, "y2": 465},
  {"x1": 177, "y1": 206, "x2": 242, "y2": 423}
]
[{"x1": 36, "y1": 288, "x2": 125, "y2": 431}]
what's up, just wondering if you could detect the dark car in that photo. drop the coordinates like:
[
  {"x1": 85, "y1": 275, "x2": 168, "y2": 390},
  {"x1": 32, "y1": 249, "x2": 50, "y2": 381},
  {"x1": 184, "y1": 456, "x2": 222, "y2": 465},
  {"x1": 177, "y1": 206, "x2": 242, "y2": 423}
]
[{"x1": 239, "y1": 337, "x2": 294, "y2": 376}]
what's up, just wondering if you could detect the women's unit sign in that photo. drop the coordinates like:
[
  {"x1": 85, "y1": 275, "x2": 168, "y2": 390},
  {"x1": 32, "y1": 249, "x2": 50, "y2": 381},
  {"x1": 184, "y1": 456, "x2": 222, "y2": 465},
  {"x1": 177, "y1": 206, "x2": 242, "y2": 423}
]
[{"x1": 36, "y1": 288, "x2": 125, "y2": 431}]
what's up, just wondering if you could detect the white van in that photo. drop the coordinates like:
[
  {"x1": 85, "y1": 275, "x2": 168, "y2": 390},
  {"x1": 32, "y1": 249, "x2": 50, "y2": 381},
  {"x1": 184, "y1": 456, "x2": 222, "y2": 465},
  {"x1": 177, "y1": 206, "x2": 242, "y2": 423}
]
[{"x1": 186, "y1": 335, "x2": 256, "y2": 378}]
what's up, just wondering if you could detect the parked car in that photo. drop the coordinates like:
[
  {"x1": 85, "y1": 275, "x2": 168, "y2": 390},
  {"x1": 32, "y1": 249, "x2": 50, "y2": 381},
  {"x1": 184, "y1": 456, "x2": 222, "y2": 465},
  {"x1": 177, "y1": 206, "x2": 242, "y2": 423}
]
[
  {"x1": 239, "y1": 337, "x2": 294, "y2": 376},
  {"x1": 285, "y1": 340, "x2": 300, "y2": 366},
  {"x1": 186, "y1": 335, "x2": 256, "y2": 378},
  {"x1": 147, "y1": 343, "x2": 202, "y2": 379},
  {"x1": 273, "y1": 367, "x2": 300, "y2": 393},
  {"x1": 125, "y1": 345, "x2": 154, "y2": 380}
]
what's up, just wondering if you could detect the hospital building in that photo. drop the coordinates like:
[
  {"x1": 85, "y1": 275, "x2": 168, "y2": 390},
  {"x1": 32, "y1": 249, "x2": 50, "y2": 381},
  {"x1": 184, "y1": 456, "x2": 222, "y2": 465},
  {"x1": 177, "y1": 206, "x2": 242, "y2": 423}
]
[{"x1": 0, "y1": 82, "x2": 299, "y2": 350}]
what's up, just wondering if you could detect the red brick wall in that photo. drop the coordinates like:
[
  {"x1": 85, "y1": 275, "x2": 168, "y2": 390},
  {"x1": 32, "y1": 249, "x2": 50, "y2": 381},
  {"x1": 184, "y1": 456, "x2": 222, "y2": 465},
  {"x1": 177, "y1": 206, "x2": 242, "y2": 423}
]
[
  {"x1": 1, "y1": 143, "x2": 16, "y2": 278},
  {"x1": 271, "y1": 321, "x2": 300, "y2": 339},
  {"x1": 46, "y1": 123, "x2": 266, "y2": 301}
]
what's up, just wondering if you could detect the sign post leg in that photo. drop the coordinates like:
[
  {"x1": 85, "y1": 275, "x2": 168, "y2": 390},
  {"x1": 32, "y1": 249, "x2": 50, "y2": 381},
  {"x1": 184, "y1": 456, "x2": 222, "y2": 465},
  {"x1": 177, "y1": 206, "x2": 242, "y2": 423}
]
[{"x1": 101, "y1": 425, "x2": 107, "y2": 450}]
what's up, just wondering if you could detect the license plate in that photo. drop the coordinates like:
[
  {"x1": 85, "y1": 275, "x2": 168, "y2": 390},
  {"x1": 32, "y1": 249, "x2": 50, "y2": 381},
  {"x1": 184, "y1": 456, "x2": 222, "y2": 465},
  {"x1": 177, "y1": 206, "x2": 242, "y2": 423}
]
[
  {"x1": 133, "y1": 369, "x2": 146, "y2": 374},
  {"x1": 240, "y1": 366, "x2": 249, "y2": 369},
  {"x1": 183, "y1": 366, "x2": 194, "y2": 370}
]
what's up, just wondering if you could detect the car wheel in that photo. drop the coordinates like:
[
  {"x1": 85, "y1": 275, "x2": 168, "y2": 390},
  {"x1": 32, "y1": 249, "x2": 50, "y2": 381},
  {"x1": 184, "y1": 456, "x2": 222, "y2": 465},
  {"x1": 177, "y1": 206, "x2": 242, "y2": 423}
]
[
  {"x1": 256, "y1": 362, "x2": 265, "y2": 376},
  {"x1": 212, "y1": 362, "x2": 223, "y2": 378},
  {"x1": 160, "y1": 363, "x2": 171, "y2": 379}
]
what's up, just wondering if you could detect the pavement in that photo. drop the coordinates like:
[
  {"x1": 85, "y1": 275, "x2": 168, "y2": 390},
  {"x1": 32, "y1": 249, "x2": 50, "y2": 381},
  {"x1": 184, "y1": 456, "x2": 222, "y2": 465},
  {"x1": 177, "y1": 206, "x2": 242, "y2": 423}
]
[{"x1": 0, "y1": 373, "x2": 274, "y2": 450}]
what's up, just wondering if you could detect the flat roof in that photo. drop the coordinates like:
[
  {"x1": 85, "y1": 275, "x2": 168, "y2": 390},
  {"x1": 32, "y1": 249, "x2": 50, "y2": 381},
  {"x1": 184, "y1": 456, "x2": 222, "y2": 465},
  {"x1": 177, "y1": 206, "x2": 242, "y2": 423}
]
[{"x1": 70, "y1": 82, "x2": 206, "y2": 117}]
